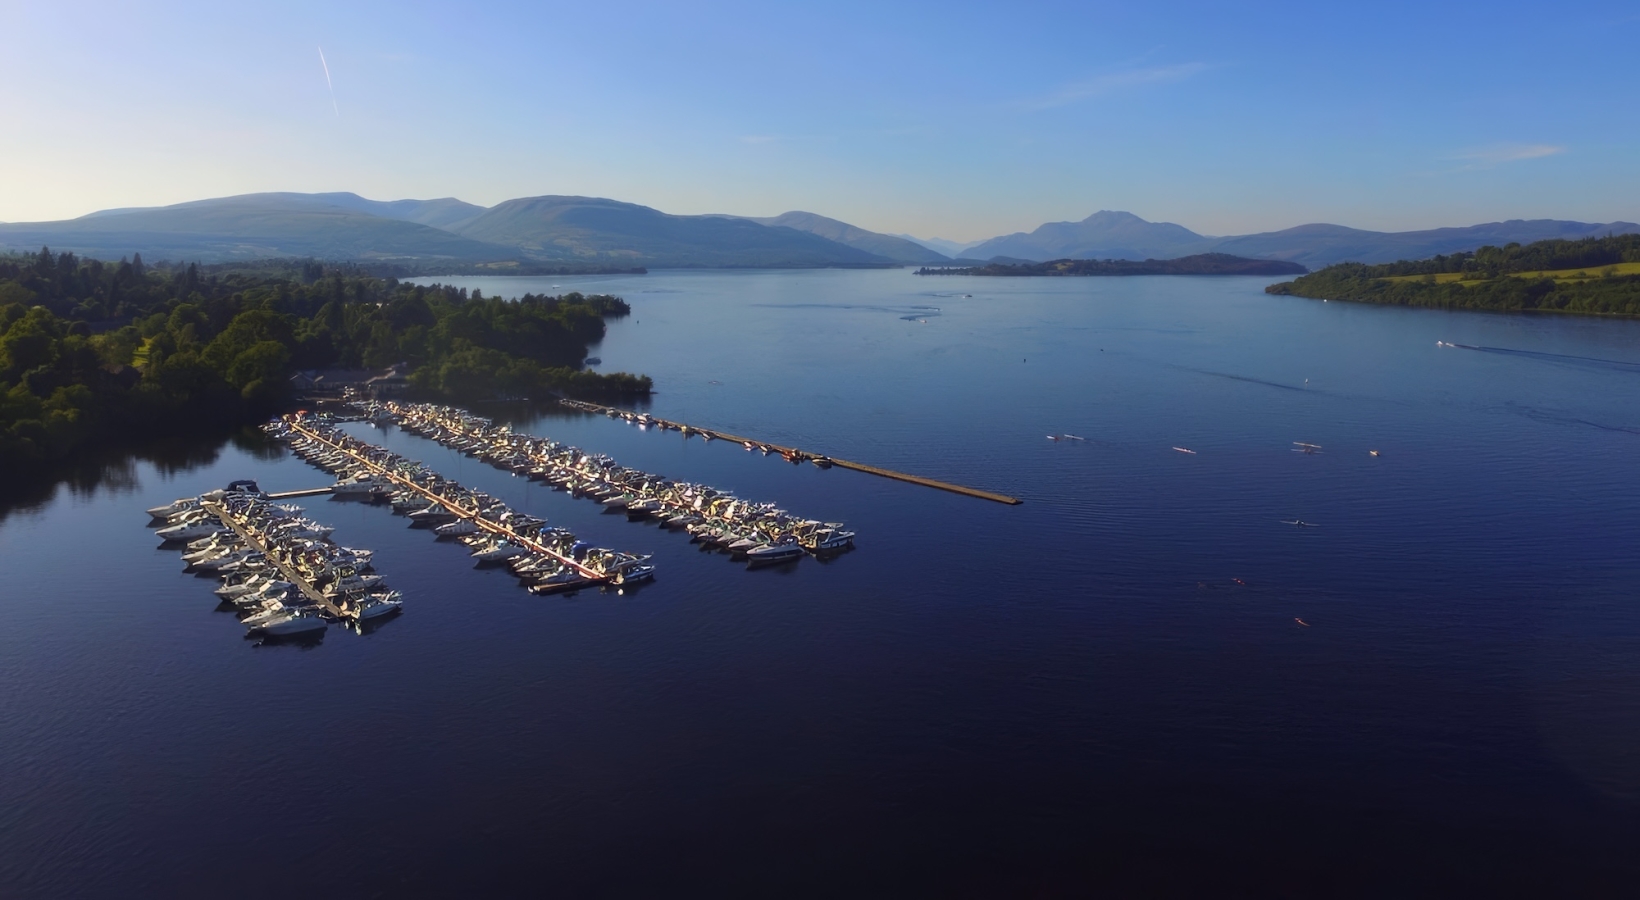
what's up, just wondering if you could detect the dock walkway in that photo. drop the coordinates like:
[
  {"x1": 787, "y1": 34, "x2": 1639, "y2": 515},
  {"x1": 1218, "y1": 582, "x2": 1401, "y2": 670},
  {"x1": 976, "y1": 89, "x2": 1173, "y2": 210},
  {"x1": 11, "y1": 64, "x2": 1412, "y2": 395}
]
[
  {"x1": 288, "y1": 420, "x2": 613, "y2": 584},
  {"x1": 559, "y1": 400, "x2": 1023, "y2": 505}
]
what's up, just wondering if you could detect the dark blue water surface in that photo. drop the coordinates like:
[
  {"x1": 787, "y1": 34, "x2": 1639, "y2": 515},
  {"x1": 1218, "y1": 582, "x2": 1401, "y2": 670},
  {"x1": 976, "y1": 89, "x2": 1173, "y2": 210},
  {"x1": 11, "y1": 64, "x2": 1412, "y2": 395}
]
[{"x1": 5, "y1": 269, "x2": 1640, "y2": 896}]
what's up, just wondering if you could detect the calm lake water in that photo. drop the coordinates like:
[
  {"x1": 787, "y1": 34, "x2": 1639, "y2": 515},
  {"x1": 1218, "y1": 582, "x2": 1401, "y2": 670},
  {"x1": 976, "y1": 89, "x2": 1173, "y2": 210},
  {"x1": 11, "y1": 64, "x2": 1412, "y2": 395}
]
[{"x1": 4, "y1": 268, "x2": 1639, "y2": 896}]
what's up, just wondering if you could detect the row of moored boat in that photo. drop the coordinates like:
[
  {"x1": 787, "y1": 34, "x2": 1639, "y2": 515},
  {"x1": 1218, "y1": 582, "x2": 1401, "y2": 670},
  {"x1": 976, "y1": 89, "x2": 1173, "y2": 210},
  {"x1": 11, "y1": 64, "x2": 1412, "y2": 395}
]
[
  {"x1": 375, "y1": 401, "x2": 856, "y2": 566},
  {"x1": 268, "y1": 415, "x2": 657, "y2": 593},
  {"x1": 146, "y1": 483, "x2": 401, "y2": 639},
  {"x1": 561, "y1": 399, "x2": 837, "y2": 467}
]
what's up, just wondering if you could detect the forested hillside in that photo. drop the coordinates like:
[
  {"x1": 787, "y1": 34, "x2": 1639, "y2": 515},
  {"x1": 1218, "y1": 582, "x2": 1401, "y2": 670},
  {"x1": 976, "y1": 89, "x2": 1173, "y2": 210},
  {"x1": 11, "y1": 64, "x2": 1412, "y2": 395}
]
[
  {"x1": 1266, "y1": 234, "x2": 1640, "y2": 315},
  {"x1": 0, "y1": 248, "x2": 648, "y2": 481}
]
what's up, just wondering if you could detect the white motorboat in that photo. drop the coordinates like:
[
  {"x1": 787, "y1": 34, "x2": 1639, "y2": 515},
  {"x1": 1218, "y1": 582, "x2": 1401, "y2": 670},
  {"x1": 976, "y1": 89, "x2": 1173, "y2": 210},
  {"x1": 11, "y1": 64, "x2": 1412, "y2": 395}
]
[
  {"x1": 214, "y1": 552, "x2": 266, "y2": 574},
  {"x1": 614, "y1": 563, "x2": 656, "y2": 585},
  {"x1": 156, "y1": 521, "x2": 226, "y2": 543},
  {"x1": 434, "y1": 519, "x2": 479, "y2": 537},
  {"x1": 232, "y1": 584, "x2": 292, "y2": 608},
  {"x1": 746, "y1": 540, "x2": 804, "y2": 565},
  {"x1": 801, "y1": 530, "x2": 856, "y2": 552},
  {"x1": 323, "y1": 573, "x2": 385, "y2": 594},
  {"x1": 391, "y1": 494, "x2": 433, "y2": 513},
  {"x1": 528, "y1": 571, "x2": 591, "y2": 594},
  {"x1": 352, "y1": 592, "x2": 404, "y2": 620},
  {"x1": 625, "y1": 498, "x2": 663, "y2": 517},
  {"x1": 242, "y1": 602, "x2": 296, "y2": 628},
  {"x1": 250, "y1": 611, "x2": 327, "y2": 637},
  {"x1": 330, "y1": 472, "x2": 384, "y2": 495},
  {"x1": 189, "y1": 549, "x2": 256, "y2": 573},
  {"x1": 182, "y1": 538, "x2": 242, "y2": 563},
  {"x1": 216, "y1": 576, "x2": 291, "y2": 600},
  {"x1": 407, "y1": 504, "x2": 457, "y2": 525},
  {"x1": 510, "y1": 556, "x2": 561, "y2": 576},
  {"x1": 146, "y1": 497, "x2": 199, "y2": 519},
  {"x1": 472, "y1": 541, "x2": 527, "y2": 564}
]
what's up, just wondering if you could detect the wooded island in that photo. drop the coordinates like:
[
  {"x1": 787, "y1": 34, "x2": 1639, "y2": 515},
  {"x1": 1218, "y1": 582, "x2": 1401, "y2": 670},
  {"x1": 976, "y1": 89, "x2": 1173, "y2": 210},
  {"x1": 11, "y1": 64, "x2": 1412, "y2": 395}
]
[{"x1": 916, "y1": 253, "x2": 1308, "y2": 277}]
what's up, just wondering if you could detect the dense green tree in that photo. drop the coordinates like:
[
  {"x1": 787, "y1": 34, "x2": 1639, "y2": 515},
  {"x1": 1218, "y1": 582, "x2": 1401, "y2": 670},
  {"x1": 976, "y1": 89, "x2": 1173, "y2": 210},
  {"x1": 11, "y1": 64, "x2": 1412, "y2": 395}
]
[
  {"x1": 1267, "y1": 234, "x2": 1640, "y2": 315},
  {"x1": 0, "y1": 252, "x2": 650, "y2": 483}
]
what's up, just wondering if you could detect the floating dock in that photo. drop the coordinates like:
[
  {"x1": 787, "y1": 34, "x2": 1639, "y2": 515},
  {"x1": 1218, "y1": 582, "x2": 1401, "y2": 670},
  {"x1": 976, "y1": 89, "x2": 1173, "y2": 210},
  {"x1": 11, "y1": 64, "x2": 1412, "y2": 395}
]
[
  {"x1": 286, "y1": 420, "x2": 615, "y2": 584},
  {"x1": 559, "y1": 399, "x2": 1023, "y2": 505}
]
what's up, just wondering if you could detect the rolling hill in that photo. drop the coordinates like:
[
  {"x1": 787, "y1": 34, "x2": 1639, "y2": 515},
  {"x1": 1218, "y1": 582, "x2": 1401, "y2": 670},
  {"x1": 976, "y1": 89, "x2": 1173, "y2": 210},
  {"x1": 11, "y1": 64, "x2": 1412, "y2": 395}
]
[
  {"x1": 961, "y1": 210, "x2": 1640, "y2": 269},
  {"x1": 738, "y1": 211, "x2": 948, "y2": 264},
  {"x1": 2, "y1": 193, "x2": 511, "y2": 262},
  {"x1": 965, "y1": 211, "x2": 1207, "y2": 262},
  {"x1": 1203, "y1": 219, "x2": 1640, "y2": 270},
  {"x1": 451, "y1": 196, "x2": 894, "y2": 268}
]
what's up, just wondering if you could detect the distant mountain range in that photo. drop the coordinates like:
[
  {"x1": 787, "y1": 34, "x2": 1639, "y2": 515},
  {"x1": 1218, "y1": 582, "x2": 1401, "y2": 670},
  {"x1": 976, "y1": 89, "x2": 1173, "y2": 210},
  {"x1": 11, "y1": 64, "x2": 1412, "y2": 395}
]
[
  {"x1": 964, "y1": 210, "x2": 1640, "y2": 270},
  {"x1": 921, "y1": 253, "x2": 1309, "y2": 278},
  {"x1": 739, "y1": 212, "x2": 948, "y2": 264},
  {"x1": 1, "y1": 192, "x2": 1633, "y2": 271},
  {"x1": 1, "y1": 193, "x2": 507, "y2": 263}
]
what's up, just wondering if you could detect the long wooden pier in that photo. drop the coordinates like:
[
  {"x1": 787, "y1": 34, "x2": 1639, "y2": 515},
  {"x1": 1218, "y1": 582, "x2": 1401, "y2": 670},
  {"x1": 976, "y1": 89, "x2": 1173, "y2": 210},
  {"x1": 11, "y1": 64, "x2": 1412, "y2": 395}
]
[
  {"x1": 202, "y1": 500, "x2": 346, "y2": 619},
  {"x1": 288, "y1": 420, "x2": 614, "y2": 583},
  {"x1": 266, "y1": 487, "x2": 335, "y2": 500},
  {"x1": 559, "y1": 400, "x2": 1023, "y2": 505}
]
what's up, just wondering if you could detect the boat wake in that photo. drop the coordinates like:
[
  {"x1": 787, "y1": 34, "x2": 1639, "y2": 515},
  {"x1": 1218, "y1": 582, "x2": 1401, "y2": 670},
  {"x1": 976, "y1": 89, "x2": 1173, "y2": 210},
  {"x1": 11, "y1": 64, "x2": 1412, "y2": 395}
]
[
  {"x1": 1504, "y1": 402, "x2": 1640, "y2": 435},
  {"x1": 1437, "y1": 340, "x2": 1640, "y2": 373},
  {"x1": 753, "y1": 303, "x2": 942, "y2": 319}
]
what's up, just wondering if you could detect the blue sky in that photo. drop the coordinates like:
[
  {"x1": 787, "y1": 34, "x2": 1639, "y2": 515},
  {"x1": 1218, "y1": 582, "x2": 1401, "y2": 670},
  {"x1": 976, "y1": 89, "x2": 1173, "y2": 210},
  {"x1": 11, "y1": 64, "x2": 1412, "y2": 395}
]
[{"x1": 2, "y1": 0, "x2": 1635, "y2": 239}]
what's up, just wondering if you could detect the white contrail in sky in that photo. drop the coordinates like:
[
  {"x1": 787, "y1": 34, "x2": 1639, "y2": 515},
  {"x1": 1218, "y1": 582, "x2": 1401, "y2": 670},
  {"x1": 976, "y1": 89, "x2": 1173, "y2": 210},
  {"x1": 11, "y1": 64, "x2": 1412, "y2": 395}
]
[{"x1": 317, "y1": 45, "x2": 338, "y2": 117}]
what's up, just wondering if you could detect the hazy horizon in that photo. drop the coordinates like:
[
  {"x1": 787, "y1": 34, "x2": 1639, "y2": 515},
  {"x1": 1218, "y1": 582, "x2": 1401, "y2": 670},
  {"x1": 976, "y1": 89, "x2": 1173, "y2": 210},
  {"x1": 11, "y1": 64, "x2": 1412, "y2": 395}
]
[{"x1": 4, "y1": 0, "x2": 1636, "y2": 241}]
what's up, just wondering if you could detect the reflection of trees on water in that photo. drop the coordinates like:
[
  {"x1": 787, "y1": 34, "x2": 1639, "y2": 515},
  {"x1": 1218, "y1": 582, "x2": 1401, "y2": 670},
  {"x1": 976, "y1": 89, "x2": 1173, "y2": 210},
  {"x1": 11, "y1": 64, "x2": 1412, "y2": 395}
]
[
  {"x1": 0, "y1": 427, "x2": 283, "y2": 526},
  {"x1": 232, "y1": 427, "x2": 287, "y2": 461},
  {"x1": 473, "y1": 397, "x2": 654, "y2": 429}
]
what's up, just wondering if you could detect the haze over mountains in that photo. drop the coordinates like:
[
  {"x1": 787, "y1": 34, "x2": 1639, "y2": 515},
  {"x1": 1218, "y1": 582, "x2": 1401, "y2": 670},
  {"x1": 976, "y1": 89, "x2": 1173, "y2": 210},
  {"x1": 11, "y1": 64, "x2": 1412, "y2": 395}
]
[{"x1": 0, "y1": 191, "x2": 1633, "y2": 271}]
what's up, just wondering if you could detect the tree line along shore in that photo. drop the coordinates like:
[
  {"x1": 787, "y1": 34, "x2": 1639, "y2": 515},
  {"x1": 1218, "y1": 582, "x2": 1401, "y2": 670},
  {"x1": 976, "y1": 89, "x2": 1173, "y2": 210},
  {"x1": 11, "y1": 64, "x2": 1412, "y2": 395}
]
[
  {"x1": 1266, "y1": 234, "x2": 1640, "y2": 316},
  {"x1": 0, "y1": 250, "x2": 650, "y2": 485},
  {"x1": 916, "y1": 253, "x2": 1308, "y2": 277}
]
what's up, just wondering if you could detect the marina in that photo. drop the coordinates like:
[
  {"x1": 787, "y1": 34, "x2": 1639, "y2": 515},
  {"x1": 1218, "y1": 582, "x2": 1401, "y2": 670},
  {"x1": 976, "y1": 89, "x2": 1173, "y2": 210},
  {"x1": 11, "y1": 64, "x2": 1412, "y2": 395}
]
[
  {"x1": 379, "y1": 401, "x2": 858, "y2": 562},
  {"x1": 16, "y1": 267, "x2": 1640, "y2": 898},
  {"x1": 149, "y1": 485, "x2": 400, "y2": 640},
  {"x1": 275, "y1": 414, "x2": 657, "y2": 593},
  {"x1": 557, "y1": 398, "x2": 1023, "y2": 505}
]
